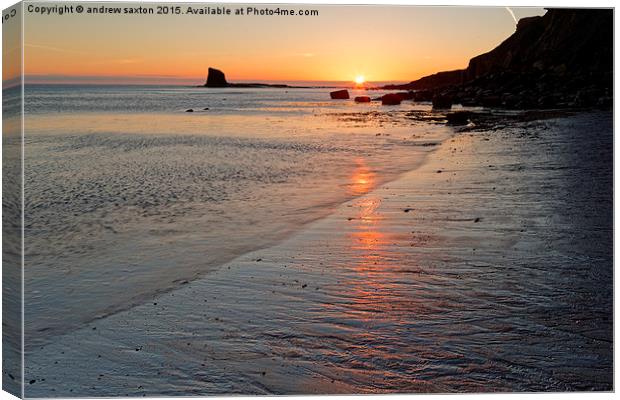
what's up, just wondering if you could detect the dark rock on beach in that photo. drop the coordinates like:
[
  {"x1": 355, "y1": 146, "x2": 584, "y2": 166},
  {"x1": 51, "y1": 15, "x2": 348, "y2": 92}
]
[
  {"x1": 413, "y1": 90, "x2": 434, "y2": 102},
  {"x1": 381, "y1": 93, "x2": 402, "y2": 105},
  {"x1": 330, "y1": 90, "x2": 350, "y2": 100},
  {"x1": 446, "y1": 111, "x2": 472, "y2": 125},
  {"x1": 383, "y1": 9, "x2": 612, "y2": 110},
  {"x1": 395, "y1": 91, "x2": 414, "y2": 101},
  {"x1": 354, "y1": 96, "x2": 371, "y2": 103},
  {"x1": 432, "y1": 94, "x2": 452, "y2": 110}
]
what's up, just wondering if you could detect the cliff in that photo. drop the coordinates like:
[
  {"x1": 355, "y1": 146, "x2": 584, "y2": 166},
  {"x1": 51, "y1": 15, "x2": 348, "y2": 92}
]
[
  {"x1": 385, "y1": 8, "x2": 612, "y2": 108},
  {"x1": 383, "y1": 69, "x2": 463, "y2": 91},
  {"x1": 463, "y1": 9, "x2": 612, "y2": 81}
]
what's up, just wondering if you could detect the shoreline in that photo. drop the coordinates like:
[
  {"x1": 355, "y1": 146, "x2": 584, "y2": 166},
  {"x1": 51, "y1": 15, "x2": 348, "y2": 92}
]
[
  {"x1": 24, "y1": 110, "x2": 612, "y2": 396},
  {"x1": 24, "y1": 115, "x2": 453, "y2": 349}
]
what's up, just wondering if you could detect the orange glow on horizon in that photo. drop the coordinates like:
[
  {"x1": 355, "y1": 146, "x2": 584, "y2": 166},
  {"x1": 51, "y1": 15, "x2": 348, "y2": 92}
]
[{"x1": 15, "y1": 6, "x2": 546, "y2": 84}]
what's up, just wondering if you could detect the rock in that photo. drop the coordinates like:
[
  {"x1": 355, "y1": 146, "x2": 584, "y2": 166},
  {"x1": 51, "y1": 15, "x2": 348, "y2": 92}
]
[
  {"x1": 501, "y1": 93, "x2": 520, "y2": 108},
  {"x1": 597, "y1": 96, "x2": 613, "y2": 108},
  {"x1": 460, "y1": 98, "x2": 478, "y2": 107},
  {"x1": 432, "y1": 94, "x2": 452, "y2": 109},
  {"x1": 395, "y1": 91, "x2": 414, "y2": 100},
  {"x1": 354, "y1": 96, "x2": 371, "y2": 103},
  {"x1": 330, "y1": 90, "x2": 350, "y2": 99},
  {"x1": 480, "y1": 95, "x2": 501, "y2": 108},
  {"x1": 381, "y1": 93, "x2": 402, "y2": 105},
  {"x1": 413, "y1": 90, "x2": 434, "y2": 102},
  {"x1": 186, "y1": 109, "x2": 194, "y2": 112},
  {"x1": 205, "y1": 67, "x2": 228, "y2": 87},
  {"x1": 446, "y1": 111, "x2": 472, "y2": 125}
]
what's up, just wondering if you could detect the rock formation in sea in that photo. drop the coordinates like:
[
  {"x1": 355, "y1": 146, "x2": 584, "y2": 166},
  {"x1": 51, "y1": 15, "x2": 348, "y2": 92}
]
[
  {"x1": 202, "y1": 67, "x2": 311, "y2": 89},
  {"x1": 383, "y1": 9, "x2": 613, "y2": 109},
  {"x1": 205, "y1": 67, "x2": 228, "y2": 87}
]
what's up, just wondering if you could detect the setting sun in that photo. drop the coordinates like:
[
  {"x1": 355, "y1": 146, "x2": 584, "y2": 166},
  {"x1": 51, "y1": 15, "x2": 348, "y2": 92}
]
[{"x1": 355, "y1": 75, "x2": 365, "y2": 85}]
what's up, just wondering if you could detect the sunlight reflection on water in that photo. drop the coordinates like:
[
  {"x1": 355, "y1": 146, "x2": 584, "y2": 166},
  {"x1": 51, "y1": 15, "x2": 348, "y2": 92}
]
[{"x1": 22, "y1": 86, "x2": 452, "y2": 348}]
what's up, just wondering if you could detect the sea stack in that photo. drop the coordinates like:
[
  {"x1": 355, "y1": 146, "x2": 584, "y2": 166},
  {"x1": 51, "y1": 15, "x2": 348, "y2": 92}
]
[{"x1": 205, "y1": 67, "x2": 228, "y2": 87}]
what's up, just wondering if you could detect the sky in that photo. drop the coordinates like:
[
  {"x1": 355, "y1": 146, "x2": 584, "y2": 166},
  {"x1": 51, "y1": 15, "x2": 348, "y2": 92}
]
[{"x1": 9, "y1": 3, "x2": 545, "y2": 85}]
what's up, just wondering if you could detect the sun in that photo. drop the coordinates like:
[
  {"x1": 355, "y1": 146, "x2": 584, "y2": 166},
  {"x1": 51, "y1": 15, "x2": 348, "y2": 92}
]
[{"x1": 354, "y1": 75, "x2": 365, "y2": 85}]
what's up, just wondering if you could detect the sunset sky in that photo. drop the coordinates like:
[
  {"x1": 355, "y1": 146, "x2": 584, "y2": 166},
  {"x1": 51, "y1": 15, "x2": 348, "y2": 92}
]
[{"x1": 12, "y1": 4, "x2": 545, "y2": 85}]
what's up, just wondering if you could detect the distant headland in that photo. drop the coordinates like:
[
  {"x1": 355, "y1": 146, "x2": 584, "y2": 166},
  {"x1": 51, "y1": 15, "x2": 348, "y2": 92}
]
[{"x1": 201, "y1": 67, "x2": 340, "y2": 89}]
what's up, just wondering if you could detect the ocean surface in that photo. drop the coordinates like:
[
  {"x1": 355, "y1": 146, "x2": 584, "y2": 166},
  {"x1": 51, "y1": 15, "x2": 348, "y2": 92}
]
[{"x1": 15, "y1": 84, "x2": 453, "y2": 347}]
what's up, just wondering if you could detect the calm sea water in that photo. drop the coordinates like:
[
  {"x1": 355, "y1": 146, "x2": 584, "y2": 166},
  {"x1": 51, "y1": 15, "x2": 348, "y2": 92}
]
[{"x1": 16, "y1": 84, "x2": 452, "y2": 346}]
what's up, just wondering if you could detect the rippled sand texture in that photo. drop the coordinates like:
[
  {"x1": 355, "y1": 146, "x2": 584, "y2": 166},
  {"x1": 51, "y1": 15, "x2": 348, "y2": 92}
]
[
  {"x1": 3, "y1": 120, "x2": 23, "y2": 395},
  {"x1": 25, "y1": 112, "x2": 612, "y2": 395},
  {"x1": 23, "y1": 87, "x2": 460, "y2": 349},
  {"x1": 23, "y1": 122, "x2": 449, "y2": 349}
]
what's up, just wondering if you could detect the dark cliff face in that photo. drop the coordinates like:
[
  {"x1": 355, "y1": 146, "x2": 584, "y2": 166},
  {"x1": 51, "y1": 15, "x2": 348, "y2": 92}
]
[
  {"x1": 464, "y1": 9, "x2": 612, "y2": 81},
  {"x1": 399, "y1": 8, "x2": 612, "y2": 91}
]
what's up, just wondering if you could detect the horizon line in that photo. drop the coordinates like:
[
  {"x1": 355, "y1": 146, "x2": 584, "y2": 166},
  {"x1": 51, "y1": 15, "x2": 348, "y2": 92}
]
[{"x1": 16, "y1": 74, "x2": 412, "y2": 86}]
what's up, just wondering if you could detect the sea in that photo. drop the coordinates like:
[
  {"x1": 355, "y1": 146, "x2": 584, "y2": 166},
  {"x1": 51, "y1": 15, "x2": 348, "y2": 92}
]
[{"x1": 4, "y1": 84, "x2": 454, "y2": 347}]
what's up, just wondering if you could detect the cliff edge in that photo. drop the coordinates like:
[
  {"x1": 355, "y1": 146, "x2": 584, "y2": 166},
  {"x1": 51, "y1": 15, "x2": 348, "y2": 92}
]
[{"x1": 385, "y1": 9, "x2": 612, "y2": 108}]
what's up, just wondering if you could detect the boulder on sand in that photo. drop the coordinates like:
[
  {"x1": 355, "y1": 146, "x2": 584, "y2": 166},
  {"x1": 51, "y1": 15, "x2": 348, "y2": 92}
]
[
  {"x1": 205, "y1": 67, "x2": 228, "y2": 87},
  {"x1": 413, "y1": 90, "x2": 434, "y2": 102},
  {"x1": 432, "y1": 94, "x2": 453, "y2": 109},
  {"x1": 446, "y1": 111, "x2": 472, "y2": 125},
  {"x1": 395, "y1": 91, "x2": 414, "y2": 101},
  {"x1": 381, "y1": 93, "x2": 402, "y2": 105},
  {"x1": 354, "y1": 96, "x2": 371, "y2": 103},
  {"x1": 480, "y1": 95, "x2": 502, "y2": 108},
  {"x1": 330, "y1": 89, "x2": 350, "y2": 99}
]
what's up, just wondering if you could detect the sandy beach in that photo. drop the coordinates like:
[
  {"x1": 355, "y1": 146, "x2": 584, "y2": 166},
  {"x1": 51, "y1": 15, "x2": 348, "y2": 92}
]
[{"x1": 23, "y1": 111, "x2": 612, "y2": 396}]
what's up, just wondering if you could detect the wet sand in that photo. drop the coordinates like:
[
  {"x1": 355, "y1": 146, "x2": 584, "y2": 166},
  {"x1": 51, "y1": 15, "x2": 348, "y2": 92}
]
[{"x1": 24, "y1": 111, "x2": 612, "y2": 396}]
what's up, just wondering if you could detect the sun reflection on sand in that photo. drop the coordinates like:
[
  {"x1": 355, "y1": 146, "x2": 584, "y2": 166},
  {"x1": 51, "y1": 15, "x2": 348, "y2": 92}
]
[
  {"x1": 350, "y1": 198, "x2": 386, "y2": 270},
  {"x1": 344, "y1": 191, "x2": 396, "y2": 318},
  {"x1": 349, "y1": 159, "x2": 376, "y2": 196}
]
